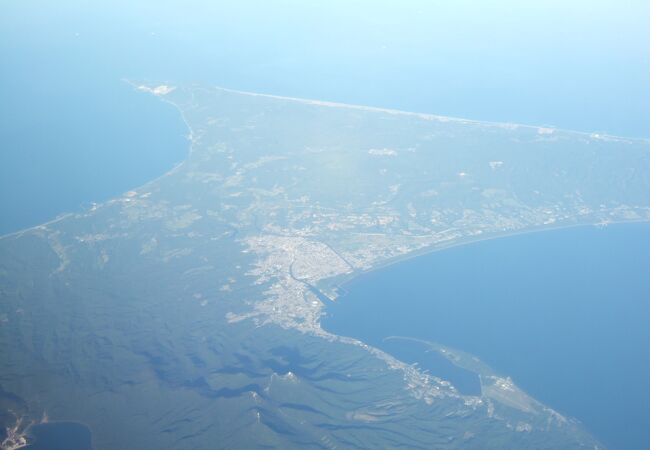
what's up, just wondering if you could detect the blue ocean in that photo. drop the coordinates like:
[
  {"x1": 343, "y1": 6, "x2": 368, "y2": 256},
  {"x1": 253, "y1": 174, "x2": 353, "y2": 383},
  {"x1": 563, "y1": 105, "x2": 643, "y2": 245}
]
[
  {"x1": 2, "y1": 2, "x2": 649, "y2": 234},
  {"x1": 2, "y1": 3, "x2": 649, "y2": 449},
  {"x1": 323, "y1": 224, "x2": 650, "y2": 450}
]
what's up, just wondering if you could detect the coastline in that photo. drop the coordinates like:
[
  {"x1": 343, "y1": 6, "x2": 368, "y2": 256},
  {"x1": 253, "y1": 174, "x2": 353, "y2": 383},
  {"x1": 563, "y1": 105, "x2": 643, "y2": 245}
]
[
  {"x1": 207, "y1": 84, "x2": 650, "y2": 144},
  {"x1": 320, "y1": 219, "x2": 650, "y2": 450},
  {"x1": 319, "y1": 217, "x2": 650, "y2": 301},
  {"x1": 3, "y1": 80, "x2": 647, "y2": 243},
  {"x1": 0, "y1": 82, "x2": 192, "y2": 242},
  {"x1": 1, "y1": 82, "x2": 646, "y2": 449}
]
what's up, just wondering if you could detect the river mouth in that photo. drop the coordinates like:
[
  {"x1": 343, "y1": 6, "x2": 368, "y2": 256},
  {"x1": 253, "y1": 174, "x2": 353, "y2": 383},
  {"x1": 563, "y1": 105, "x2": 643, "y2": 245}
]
[{"x1": 322, "y1": 222, "x2": 650, "y2": 450}]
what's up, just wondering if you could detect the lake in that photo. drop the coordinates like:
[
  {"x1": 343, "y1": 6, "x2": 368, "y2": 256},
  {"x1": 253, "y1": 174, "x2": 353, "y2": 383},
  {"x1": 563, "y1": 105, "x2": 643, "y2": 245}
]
[{"x1": 323, "y1": 223, "x2": 650, "y2": 450}]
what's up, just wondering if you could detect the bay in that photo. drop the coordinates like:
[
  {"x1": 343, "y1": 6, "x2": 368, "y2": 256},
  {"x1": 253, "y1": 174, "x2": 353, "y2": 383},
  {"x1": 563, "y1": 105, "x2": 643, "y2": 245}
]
[{"x1": 323, "y1": 223, "x2": 650, "y2": 450}]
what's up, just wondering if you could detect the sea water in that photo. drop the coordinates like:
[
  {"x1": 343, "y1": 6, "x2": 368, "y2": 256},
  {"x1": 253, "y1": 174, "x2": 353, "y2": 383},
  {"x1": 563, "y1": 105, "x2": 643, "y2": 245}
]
[{"x1": 323, "y1": 223, "x2": 650, "y2": 450}]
